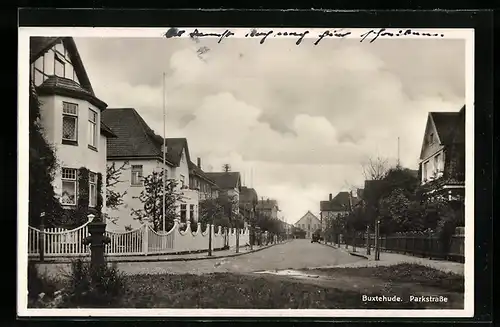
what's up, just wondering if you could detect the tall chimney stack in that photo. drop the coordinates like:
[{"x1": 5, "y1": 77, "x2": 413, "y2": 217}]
[
  {"x1": 329, "y1": 193, "x2": 332, "y2": 201},
  {"x1": 197, "y1": 157, "x2": 201, "y2": 169}
]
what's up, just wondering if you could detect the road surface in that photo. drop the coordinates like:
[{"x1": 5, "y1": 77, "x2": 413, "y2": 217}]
[{"x1": 38, "y1": 239, "x2": 363, "y2": 277}]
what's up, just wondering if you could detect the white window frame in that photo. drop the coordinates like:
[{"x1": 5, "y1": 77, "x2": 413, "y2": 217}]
[
  {"x1": 423, "y1": 161, "x2": 429, "y2": 181},
  {"x1": 61, "y1": 168, "x2": 77, "y2": 205},
  {"x1": 131, "y1": 165, "x2": 144, "y2": 186},
  {"x1": 62, "y1": 102, "x2": 78, "y2": 142},
  {"x1": 89, "y1": 172, "x2": 97, "y2": 207},
  {"x1": 54, "y1": 52, "x2": 66, "y2": 78},
  {"x1": 88, "y1": 108, "x2": 98, "y2": 149},
  {"x1": 434, "y1": 153, "x2": 442, "y2": 173}
]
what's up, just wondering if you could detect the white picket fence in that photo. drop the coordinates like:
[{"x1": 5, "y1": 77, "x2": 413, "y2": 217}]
[{"x1": 28, "y1": 217, "x2": 252, "y2": 258}]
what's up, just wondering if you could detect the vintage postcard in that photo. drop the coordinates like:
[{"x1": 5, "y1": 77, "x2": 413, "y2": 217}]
[{"x1": 18, "y1": 26, "x2": 474, "y2": 318}]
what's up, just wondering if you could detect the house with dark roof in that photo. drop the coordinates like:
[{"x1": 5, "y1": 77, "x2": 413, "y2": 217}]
[
  {"x1": 204, "y1": 171, "x2": 242, "y2": 214},
  {"x1": 239, "y1": 186, "x2": 259, "y2": 221},
  {"x1": 30, "y1": 37, "x2": 117, "y2": 215},
  {"x1": 189, "y1": 157, "x2": 219, "y2": 200},
  {"x1": 418, "y1": 105, "x2": 465, "y2": 200},
  {"x1": 101, "y1": 108, "x2": 202, "y2": 230},
  {"x1": 294, "y1": 211, "x2": 321, "y2": 239},
  {"x1": 319, "y1": 191, "x2": 359, "y2": 230},
  {"x1": 256, "y1": 198, "x2": 280, "y2": 220}
]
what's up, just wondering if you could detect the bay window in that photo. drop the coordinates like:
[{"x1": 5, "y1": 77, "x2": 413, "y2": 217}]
[
  {"x1": 61, "y1": 168, "x2": 77, "y2": 205},
  {"x1": 62, "y1": 102, "x2": 78, "y2": 143},
  {"x1": 88, "y1": 108, "x2": 98, "y2": 149}
]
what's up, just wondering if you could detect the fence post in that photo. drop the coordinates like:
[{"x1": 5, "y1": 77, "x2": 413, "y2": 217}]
[
  {"x1": 39, "y1": 212, "x2": 45, "y2": 262},
  {"x1": 366, "y1": 225, "x2": 371, "y2": 255},
  {"x1": 249, "y1": 225, "x2": 253, "y2": 250},
  {"x1": 208, "y1": 224, "x2": 213, "y2": 256},
  {"x1": 236, "y1": 227, "x2": 240, "y2": 253},
  {"x1": 142, "y1": 224, "x2": 149, "y2": 256}
]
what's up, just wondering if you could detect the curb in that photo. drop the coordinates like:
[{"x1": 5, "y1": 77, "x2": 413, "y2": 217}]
[
  {"x1": 348, "y1": 251, "x2": 369, "y2": 260},
  {"x1": 34, "y1": 241, "x2": 290, "y2": 264},
  {"x1": 321, "y1": 242, "x2": 370, "y2": 260}
]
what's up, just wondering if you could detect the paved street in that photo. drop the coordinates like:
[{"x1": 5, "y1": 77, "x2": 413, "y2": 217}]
[{"x1": 38, "y1": 239, "x2": 363, "y2": 277}]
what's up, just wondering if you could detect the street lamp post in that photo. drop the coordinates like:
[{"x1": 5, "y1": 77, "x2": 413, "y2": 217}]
[{"x1": 374, "y1": 219, "x2": 380, "y2": 261}]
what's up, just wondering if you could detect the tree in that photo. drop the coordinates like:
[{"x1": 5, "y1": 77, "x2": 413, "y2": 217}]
[
  {"x1": 124, "y1": 224, "x2": 133, "y2": 231},
  {"x1": 361, "y1": 155, "x2": 390, "y2": 180},
  {"x1": 105, "y1": 161, "x2": 129, "y2": 225},
  {"x1": 198, "y1": 197, "x2": 226, "y2": 229},
  {"x1": 131, "y1": 170, "x2": 183, "y2": 232},
  {"x1": 378, "y1": 188, "x2": 412, "y2": 234},
  {"x1": 29, "y1": 81, "x2": 62, "y2": 227},
  {"x1": 222, "y1": 163, "x2": 231, "y2": 172}
]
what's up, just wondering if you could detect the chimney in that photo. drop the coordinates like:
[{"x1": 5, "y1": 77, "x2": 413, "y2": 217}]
[
  {"x1": 197, "y1": 157, "x2": 201, "y2": 169},
  {"x1": 329, "y1": 193, "x2": 332, "y2": 201}
]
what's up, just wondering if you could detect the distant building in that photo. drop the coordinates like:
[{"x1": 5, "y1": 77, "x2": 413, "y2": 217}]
[
  {"x1": 319, "y1": 191, "x2": 360, "y2": 230},
  {"x1": 189, "y1": 157, "x2": 219, "y2": 201},
  {"x1": 256, "y1": 198, "x2": 280, "y2": 219},
  {"x1": 239, "y1": 186, "x2": 259, "y2": 222},
  {"x1": 294, "y1": 211, "x2": 321, "y2": 239},
  {"x1": 418, "y1": 105, "x2": 465, "y2": 201},
  {"x1": 204, "y1": 171, "x2": 242, "y2": 214}
]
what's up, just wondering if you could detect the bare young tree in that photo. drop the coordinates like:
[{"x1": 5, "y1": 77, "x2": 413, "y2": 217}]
[
  {"x1": 105, "y1": 161, "x2": 129, "y2": 225},
  {"x1": 222, "y1": 163, "x2": 231, "y2": 172},
  {"x1": 361, "y1": 156, "x2": 390, "y2": 180}
]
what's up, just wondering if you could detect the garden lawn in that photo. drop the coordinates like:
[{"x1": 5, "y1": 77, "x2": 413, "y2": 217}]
[
  {"x1": 305, "y1": 263, "x2": 464, "y2": 293},
  {"x1": 91, "y1": 265, "x2": 462, "y2": 309}
]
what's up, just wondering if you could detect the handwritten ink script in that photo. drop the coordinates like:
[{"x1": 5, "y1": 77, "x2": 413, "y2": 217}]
[
  {"x1": 164, "y1": 28, "x2": 445, "y2": 45},
  {"x1": 359, "y1": 28, "x2": 445, "y2": 43}
]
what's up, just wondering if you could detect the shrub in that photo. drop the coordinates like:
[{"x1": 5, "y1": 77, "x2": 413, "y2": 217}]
[
  {"x1": 27, "y1": 262, "x2": 61, "y2": 305},
  {"x1": 63, "y1": 259, "x2": 126, "y2": 307}
]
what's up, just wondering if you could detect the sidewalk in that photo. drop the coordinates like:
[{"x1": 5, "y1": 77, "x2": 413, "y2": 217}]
[
  {"x1": 321, "y1": 242, "x2": 464, "y2": 275},
  {"x1": 32, "y1": 241, "x2": 287, "y2": 264}
]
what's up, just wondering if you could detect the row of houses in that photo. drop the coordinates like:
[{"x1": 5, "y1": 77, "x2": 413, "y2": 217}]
[
  {"x1": 318, "y1": 105, "x2": 466, "y2": 231},
  {"x1": 29, "y1": 36, "x2": 285, "y2": 231}
]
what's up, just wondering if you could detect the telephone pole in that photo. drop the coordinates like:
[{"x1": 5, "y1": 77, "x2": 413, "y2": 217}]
[{"x1": 397, "y1": 136, "x2": 400, "y2": 167}]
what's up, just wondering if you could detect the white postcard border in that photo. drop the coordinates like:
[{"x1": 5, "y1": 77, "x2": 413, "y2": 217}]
[{"x1": 17, "y1": 27, "x2": 475, "y2": 318}]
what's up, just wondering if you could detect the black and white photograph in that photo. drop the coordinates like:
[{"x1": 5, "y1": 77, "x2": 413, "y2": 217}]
[{"x1": 18, "y1": 26, "x2": 474, "y2": 317}]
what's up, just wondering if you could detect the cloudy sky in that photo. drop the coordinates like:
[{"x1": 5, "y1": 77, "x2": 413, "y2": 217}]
[{"x1": 74, "y1": 33, "x2": 465, "y2": 224}]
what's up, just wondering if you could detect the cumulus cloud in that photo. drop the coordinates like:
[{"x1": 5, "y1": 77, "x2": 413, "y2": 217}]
[{"x1": 74, "y1": 34, "x2": 465, "y2": 223}]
